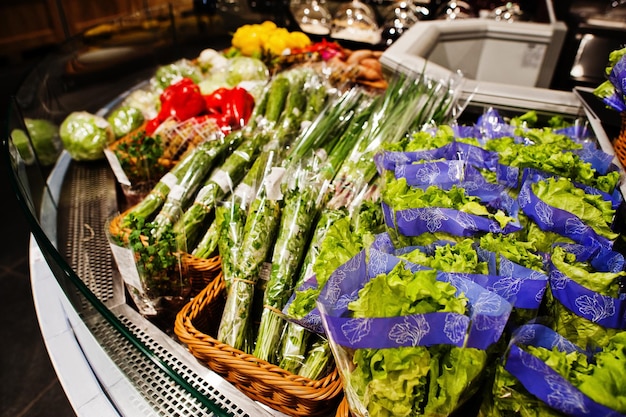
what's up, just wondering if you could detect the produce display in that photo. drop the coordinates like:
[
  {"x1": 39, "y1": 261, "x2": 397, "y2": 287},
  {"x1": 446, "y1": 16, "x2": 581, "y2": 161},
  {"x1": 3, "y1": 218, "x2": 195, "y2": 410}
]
[{"x1": 14, "y1": 20, "x2": 626, "y2": 417}]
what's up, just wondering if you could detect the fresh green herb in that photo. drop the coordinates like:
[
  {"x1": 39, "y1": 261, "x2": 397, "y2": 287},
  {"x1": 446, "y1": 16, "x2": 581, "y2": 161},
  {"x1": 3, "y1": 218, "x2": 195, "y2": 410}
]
[
  {"x1": 115, "y1": 130, "x2": 167, "y2": 185},
  {"x1": 123, "y1": 213, "x2": 186, "y2": 297}
]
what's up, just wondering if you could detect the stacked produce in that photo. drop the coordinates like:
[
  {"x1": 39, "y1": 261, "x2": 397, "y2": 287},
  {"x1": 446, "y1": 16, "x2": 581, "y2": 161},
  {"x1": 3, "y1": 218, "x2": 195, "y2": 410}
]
[
  {"x1": 479, "y1": 323, "x2": 626, "y2": 417},
  {"x1": 304, "y1": 107, "x2": 625, "y2": 416},
  {"x1": 98, "y1": 28, "x2": 626, "y2": 417}
]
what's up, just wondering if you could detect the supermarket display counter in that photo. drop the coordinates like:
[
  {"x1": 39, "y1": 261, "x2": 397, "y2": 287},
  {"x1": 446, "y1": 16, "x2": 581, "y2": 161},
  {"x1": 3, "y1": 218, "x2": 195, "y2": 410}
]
[{"x1": 4, "y1": 3, "x2": 626, "y2": 417}]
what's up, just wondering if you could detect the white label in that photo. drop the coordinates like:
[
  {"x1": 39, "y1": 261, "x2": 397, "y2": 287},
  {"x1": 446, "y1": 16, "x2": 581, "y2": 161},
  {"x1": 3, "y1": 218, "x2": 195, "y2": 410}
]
[
  {"x1": 109, "y1": 242, "x2": 143, "y2": 290},
  {"x1": 264, "y1": 167, "x2": 286, "y2": 201},
  {"x1": 211, "y1": 169, "x2": 234, "y2": 194},
  {"x1": 168, "y1": 184, "x2": 185, "y2": 202},
  {"x1": 160, "y1": 172, "x2": 178, "y2": 189},
  {"x1": 234, "y1": 183, "x2": 254, "y2": 207},
  {"x1": 104, "y1": 149, "x2": 131, "y2": 186}
]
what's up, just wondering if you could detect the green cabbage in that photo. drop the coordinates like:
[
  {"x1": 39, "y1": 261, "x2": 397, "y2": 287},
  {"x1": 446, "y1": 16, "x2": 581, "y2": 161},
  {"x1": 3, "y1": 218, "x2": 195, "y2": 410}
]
[
  {"x1": 60, "y1": 111, "x2": 115, "y2": 161},
  {"x1": 107, "y1": 106, "x2": 144, "y2": 139},
  {"x1": 11, "y1": 118, "x2": 61, "y2": 166},
  {"x1": 225, "y1": 56, "x2": 269, "y2": 86}
]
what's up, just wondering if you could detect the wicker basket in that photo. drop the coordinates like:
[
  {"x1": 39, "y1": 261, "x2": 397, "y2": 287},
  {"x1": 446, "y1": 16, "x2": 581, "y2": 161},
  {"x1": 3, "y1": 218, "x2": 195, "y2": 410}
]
[
  {"x1": 107, "y1": 210, "x2": 222, "y2": 297},
  {"x1": 335, "y1": 397, "x2": 351, "y2": 417},
  {"x1": 174, "y1": 275, "x2": 344, "y2": 417},
  {"x1": 612, "y1": 112, "x2": 626, "y2": 168}
]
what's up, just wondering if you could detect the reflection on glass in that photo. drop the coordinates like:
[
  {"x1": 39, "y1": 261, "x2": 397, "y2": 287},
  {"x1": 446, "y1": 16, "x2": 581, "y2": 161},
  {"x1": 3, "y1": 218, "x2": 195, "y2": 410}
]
[
  {"x1": 381, "y1": 0, "x2": 428, "y2": 46},
  {"x1": 436, "y1": 0, "x2": 475, "y2": 20},
  {"x1": 291, "y1": 0, "x2": 333, "y2": 35},
  {"x1": 483, "y1": 2, "x2": 528, "y2": 22},
  {"x1": 331, "y1": 0, "x2": 381, "y2": 44}
]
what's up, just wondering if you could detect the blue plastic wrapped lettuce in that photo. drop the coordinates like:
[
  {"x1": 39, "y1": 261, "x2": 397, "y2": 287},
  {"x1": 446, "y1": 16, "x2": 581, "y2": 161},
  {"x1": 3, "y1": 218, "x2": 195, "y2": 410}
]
[
  {"x1": 479, "y1": 323, "x2": 626, "y2": 417},
  {"x1": 317, "y1": 245, "x2": 512, "y2": 417}
]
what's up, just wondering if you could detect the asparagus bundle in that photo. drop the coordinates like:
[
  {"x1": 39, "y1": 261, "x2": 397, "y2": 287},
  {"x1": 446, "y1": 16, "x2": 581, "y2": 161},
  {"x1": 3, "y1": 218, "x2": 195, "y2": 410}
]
[
  {"x1": 216, "y1": 152, "x2": 282, "y2": 352},
  {"x1": 177, "y1": 69, "x2": 330, "y2": 253},
  {"x1": 252, "y1": 89, "x2": 378, "y2": 364}
]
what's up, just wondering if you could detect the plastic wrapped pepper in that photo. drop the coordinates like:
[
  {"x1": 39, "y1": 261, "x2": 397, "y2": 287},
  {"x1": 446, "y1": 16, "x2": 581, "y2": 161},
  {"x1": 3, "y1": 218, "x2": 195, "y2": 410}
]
[
  {"x1": 202, "y1": 86, "x2": 255, "y2": 134},
  {"x1": 146, "y1": 78, "x2": 207, "y2": 134},
  {"x1": 146, "y1": 79, "x2": 255, "y2": 136}
]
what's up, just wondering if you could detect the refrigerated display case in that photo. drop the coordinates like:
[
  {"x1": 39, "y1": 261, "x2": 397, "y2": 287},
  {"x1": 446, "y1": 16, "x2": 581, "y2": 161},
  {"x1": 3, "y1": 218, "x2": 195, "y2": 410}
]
[{"x1": 3, "y1": 3, "x2": 626, "y2": 417}]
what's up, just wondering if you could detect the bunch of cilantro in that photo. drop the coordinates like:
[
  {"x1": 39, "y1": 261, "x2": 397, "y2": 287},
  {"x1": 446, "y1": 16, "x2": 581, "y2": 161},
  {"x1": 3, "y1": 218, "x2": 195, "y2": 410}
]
[{"x1": 346, "y1": 263, "x2": 487, "y2": 417}]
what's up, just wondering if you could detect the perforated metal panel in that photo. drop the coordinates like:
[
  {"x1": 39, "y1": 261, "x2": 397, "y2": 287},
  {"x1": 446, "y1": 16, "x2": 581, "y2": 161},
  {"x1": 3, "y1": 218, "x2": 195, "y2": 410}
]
[
  {"x1": 88, "y1": 310, "x2": 254, "y2": 417},
  {"x1": 58, "y1": 159, "x2": 124, "y2": 312}
]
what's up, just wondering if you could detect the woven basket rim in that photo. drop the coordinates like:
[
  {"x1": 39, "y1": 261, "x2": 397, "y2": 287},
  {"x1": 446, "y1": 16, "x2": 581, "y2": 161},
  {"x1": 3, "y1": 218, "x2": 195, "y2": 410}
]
[{"x1": 174, "y1": 277, "x2": 344, "y2": 396}]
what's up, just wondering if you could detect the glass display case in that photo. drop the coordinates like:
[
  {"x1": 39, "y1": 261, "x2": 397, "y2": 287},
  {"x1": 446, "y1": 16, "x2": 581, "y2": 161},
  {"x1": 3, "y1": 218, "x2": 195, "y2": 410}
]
[{"x1": 3, "y1": 2, "x2": 626, "y2": 417}]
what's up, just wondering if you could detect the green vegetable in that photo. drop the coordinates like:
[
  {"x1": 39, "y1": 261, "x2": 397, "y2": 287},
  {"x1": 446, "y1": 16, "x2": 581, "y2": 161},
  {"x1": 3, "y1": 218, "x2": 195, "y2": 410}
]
[
  {"x1": 190, "y1": 220, "x2": 219, "y2": 259},
  {"x1": 485, "y1": 133, "x2": 620, "y2": 193},
  {"x1": 345, "y1": 263, "x2": 485, "y2": 417},
  {"x1": 296, "y1": 335, "x2": 333, "y2": 380},
  {"x1": 400, "y1": 238, "x2": 489, "y2": 274},
  {"x1": 253, "y1": 167, "x2": 326, "y2": 363},
  {"x1": 107, "y1": 105, "x2": 145, "y2": 139},
  {"x1": 287, "y1": 206, "x2": 375, "y2": 320},
  {"x1": 531, "y1": 177, "x2": 618, "y2": 242},
  {"x1": 121, "y1": 136, "x2": 237, "y2": 226},
  {"x1": 113, "y1": 130, "x2": 166, "y2": 185},
  {"x1": 150, "y1": 136, "x2": 236, "y2": 240},
  {"x1": 176, "y1": 71, "x2": 311, "y2": 251},
  {"x1": 546, "y1": 245, "x2": 626, "y2": 348},
  {"x1": 484, "y1": 331, "x2": 626, "y2": 416},
  {"x1": 192, "y1": 149, "x2": 272, "y2": 259},
  {"x1": 262, "y1": 76, "x2": 291, "y2": 127},
  {"x1": 593, "y1": 47, "x2": 626, "y2": 103},
  {"x1": 383, "y1": 180, "x2": 515, "y2": 230},
  {"x1": 152, "y1": 59, "x2": 203, "y2": 91},
  {"x1": 10, "y1": 118, "x2": 61, "y2": 166},
  {"x1": 333, "y1": 71, "x2": 458, "y2": 206},
  {"x1": 479, "y1": 358, "x2": 564, "y2": 417},
  {"x1": 478, "y1": 233, "x2": 544, "y2": 272},
  {"x1": 225, "y1": 56, "x2": 270, "y2": 87},
  {"x1": 59, "y1": 111, "x2": 115, "y2": 161},
  {"x1": 122, "y1": 213, "x2": 190, "y2": 308},
  {"x1": 216, "y1": 170, "x2": 281, "y2": 351}
]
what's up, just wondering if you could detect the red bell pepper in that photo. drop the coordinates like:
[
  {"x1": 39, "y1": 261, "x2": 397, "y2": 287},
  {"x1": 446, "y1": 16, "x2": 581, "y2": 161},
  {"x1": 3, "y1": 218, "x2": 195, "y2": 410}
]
[
  {"x1": 159, "y1": 78, "x2": 206, "y2": 121},
  {"x1": 146, "y1": 78, "x2": 207, "y2": 134},
  {"x1": 226, "y1": 87, "x2": 255, "y2": 129},
  {"x1": 145, "y1": 78, "x2": 255, "y2": 136}
]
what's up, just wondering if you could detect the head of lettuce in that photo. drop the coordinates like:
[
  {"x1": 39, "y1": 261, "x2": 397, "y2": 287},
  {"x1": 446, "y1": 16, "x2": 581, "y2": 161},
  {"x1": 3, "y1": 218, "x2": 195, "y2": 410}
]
[{"x1": 60, "y1": 111, "x2": 115, "y2": 161}]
